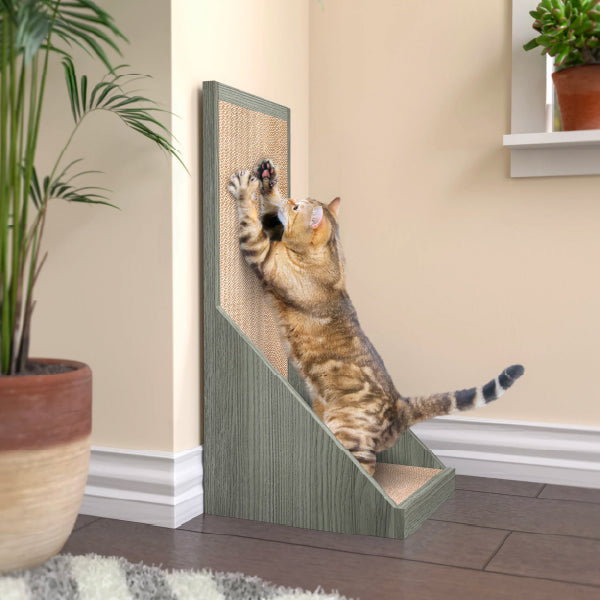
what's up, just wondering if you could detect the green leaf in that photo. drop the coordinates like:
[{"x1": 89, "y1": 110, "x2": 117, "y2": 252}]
[
  {"x1": 53, "y1": 22, "x2": 113, "y2": 71},
  {"x1": 13, "y1": 0, "x2": 51, "y2": 65},
  {"x1": 60, "y1": 8, "x2": 125, "y2": 40},
  {"x1": 62, "y1": 57, "x2": 80, "y2": 121},
  {"x1": 46, "y1": 0, "x2": 128, "y2": 71},
  {"x1": 52, "y1": 157, "x2": 85, "y2": 184},
  {"x1": 39, "y1": 42, "x2": 70, "y2": 58},
  {"x1": 80, "y1": 73, "x2": 87, "y2": 110},
  {"x1": 30, "y1": 167, "x2": 43, "y2": 209},
  {"x1": 523, "y1": 38, "x2": 541, "y2": 50},
  {"x1": 55, "y1": 62, "x2": 186, "y2": 172},
  {"x1": 63, "y1": 195, "x2": 119, "y2": 209},
  {"x1": 30, "y1": 162, "x2": 119, "y2": 209},
  {"x1": 555, "y1": 47, "x2": 571, "y2": 64}
]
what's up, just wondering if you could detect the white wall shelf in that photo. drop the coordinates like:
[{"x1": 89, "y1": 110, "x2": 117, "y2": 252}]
[
  {"x1": 504, "y1": 130, "x2": 600, "y2": 149},
  {"x1": 504, "y1": 130, "x2": 600, "y2": 178},
  {"x1": 507, "y1": 1, "x2": 600, "y2": 177}
]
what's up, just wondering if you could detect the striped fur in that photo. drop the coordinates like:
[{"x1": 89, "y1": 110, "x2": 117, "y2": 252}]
[{"x1": 228, "y1": 161, "x2": 524, "y2": 476}]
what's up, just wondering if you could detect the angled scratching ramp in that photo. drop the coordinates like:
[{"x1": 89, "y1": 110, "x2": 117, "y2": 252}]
[{"x1": 202, "y1": 81, "x2": 455, "y2": 538}]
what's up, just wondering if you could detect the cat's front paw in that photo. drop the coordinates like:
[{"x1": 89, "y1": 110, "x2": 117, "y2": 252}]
[
  {"x1": 228, "y1": 170, "x2": 258, "y2": 201},
  {"x1": 254, "y1": 159, "x2": 278, "y2": 193}
]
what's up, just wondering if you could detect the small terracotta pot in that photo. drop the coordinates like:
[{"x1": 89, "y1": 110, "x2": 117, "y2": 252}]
[
  {"x1": 0, "y1": 359, "x2": 92, "y2": 573},
  {"x1": 552, "y1": 64, "x2": 600, "y2": 131}
]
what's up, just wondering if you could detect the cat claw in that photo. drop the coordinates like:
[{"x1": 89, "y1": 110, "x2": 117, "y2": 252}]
[
  {"x1": 228, "y1": 170, "x2": 257, "y2": 200},
  {"x1": 255, "y1": 159, "x2": 278, "y2": 191}
]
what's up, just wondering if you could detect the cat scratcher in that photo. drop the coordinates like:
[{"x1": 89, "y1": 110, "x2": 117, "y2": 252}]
[{"x1": 202, "y1": 81, "x2": 455, "y2": 538}]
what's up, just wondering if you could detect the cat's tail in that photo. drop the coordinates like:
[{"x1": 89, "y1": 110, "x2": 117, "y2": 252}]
[{"x1": 402, "y1": 364, "x2": 524, "y2": 428}]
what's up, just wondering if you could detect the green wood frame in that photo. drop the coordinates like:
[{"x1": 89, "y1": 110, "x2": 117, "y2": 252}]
[{"x1": 202, "y1": 81, "x2": 455, "y2": 538}]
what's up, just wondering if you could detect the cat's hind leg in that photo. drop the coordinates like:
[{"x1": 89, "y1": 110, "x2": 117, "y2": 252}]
[{"x1": 323, "y1": 408, "x2": 377, "y2": 476}]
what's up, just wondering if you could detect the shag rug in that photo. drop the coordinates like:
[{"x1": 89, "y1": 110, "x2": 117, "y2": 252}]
[{"x1": 0, "y1": 554, "x2": 352, "y2": 600}]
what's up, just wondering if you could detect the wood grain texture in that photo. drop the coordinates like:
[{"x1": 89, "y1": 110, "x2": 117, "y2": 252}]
[
  {"x1": 73, "y1": 515, "x2": 100, "y2": 531},
  {"x1": 431, "y1": 489, "x2": 600, "y2": 538},
  {"x1": 539, "y1": 484, "x2": 600, "y2": 504},
  {"x1": 204, "y1": 310, "x2": 405, "y2": 537},
  {"x1": 487, "y1": 531, "x2": 600, "y2": 587},
  {"x1": 202, "y1": 80, "x2": 454, "y2": 539},
  {"x1": 63, "y1": 518, "x2": 600, "y2": 600},
  {"x1": 183, "y1": 514, "x2": 510, "y2": 570},
  {"x1": 455, "y1": 475, "x2": 544, "y2": 497}
]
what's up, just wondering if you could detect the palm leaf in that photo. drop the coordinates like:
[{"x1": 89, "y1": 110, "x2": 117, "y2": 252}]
[
  {"x1": 15, "y1": 0, "x2": 50, "y2": 65},
  {"x1": 0, "y1": 0, "x2": 51, "y2": 65},
  {"x1": 1, "y1": 0, "x2": 126, "y2": 69},
  {"x1": 29, "y1": 166, "x2": 43, "y2": 208},
  {"x1": 62, "y1": 58, "x2": 185, "y2": 169},
  {"x1": 0, "y1": 1, "x2": 15, "y2": 16},
  {"x1": 47, "y1": 0, "x2": 127, "y2": 71},
  {"x1": 62, "y1": 55, "x2": 79, "y2": 120},
  {"x1": 30, "y1": 163, "x2": 118, "y2": 209}
]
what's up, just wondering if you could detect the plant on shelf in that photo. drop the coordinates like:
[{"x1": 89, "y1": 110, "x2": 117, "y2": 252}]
[
  {"x1": 524, "y1": 0, "x2": 600, "y2": 67},
  {"x1": 524, "y1": 0, "x2": 600, "y2": 130},
  {"x1": 0, "y1": 0, "x2": 181, "y2": 574}
]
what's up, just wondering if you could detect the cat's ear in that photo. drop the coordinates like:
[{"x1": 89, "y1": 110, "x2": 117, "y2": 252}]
[
  {"x1": 310, "y1": 205, "x2": 324, "y2": 229},
  {"x1": 328, "y1": 197, "x2": 341, "y2": 217}
]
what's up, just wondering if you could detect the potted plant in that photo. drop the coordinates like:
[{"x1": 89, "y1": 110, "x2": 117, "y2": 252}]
[
  {"x1": 524, "y1": 0, "x2": 600, "y2": 130},
  {"x1": 0, "y1": 0, "x2": 181, "y2": 573}
]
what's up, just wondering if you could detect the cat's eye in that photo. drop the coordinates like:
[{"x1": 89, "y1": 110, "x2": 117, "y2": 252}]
[{"x1": 293, "y1": 204, "x2": 299, "y2": 211}]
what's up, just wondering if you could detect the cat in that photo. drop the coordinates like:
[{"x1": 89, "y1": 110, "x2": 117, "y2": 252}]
[{"x1": 228, "y1": 160, "x2": 524, "y2": 476}]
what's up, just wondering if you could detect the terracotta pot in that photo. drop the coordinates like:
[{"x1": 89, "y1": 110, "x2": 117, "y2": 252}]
[
  {"x1": 0, "y1": 359, "x2": 92, "y2": 573},
  {"x1": 552, "y1": 64, "x2": 600, "y2": 131}
]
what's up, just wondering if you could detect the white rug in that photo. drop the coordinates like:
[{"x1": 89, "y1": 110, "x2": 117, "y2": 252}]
[{"x1": 0, "y1": 554, "x2": 353, "y2": 600}]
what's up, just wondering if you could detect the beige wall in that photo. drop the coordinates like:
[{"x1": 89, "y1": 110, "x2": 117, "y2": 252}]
[
  {"x1": 34, "y1": 0, "x2": 175, "y2": 450},
  {"x1": 309, "y1": 0, "x2": 600, "y2": 427},
  {"x1": 33, "y1": 0, "x2": 597, "y2": 457},
  {"x1": 33, "y1": 0, "x2": 309, "y2": 452},
  {"x1": 170, "y1": 0, "x2": 309, "y2": 449}
]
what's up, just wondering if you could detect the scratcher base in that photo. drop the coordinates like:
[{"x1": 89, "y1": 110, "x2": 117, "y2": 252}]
[
  {"x1": 203, "y1": 81, "x2": 455, "y2": 540},
  {"x1": 374, "y1": 463, "x2": 442, "y2": 504}
]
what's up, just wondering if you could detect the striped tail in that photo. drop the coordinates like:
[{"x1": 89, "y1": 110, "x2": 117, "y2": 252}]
[{"x1": 403, "y1": 364, "x2": 525, "y2": 427}]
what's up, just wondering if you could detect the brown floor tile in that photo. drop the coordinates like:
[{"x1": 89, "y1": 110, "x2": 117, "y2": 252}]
[
  {"x1": 182, "y1": 514, "x2": 509, "y2": 570},
  {"x1": 431, "y1": 490, "x2": 600, "y2": 538},
  {"x1": 72, "y1": 515, "x2": 99, "y2": 531},
  {"x1": 455, "y1": 475, "x2": 543, "y2": 497},
  {"x1": 539, "y1": 485, "x2": 600, "y2": 504},
  {"x1": 487, "y1": 532, "x2": 600, "y2": 587},
  {"x1": 62, "y1": 518, "x2": 599, "y2": 600}
]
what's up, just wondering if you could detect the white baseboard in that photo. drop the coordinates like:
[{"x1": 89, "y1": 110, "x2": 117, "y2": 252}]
[
  {"x1": 78, "y1": 420, "x2": 598, "y2": 529},
  {"x1": 412, "y1": 417, "x2": 600, "y2": 489},
  {"x1": 79, "y1": 445, "x2": 203, "y2": 528}
]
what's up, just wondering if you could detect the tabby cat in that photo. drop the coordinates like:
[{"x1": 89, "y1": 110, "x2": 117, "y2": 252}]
[{"x1": 228, "y1": 160, "x2": 524, "y2": 475}]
